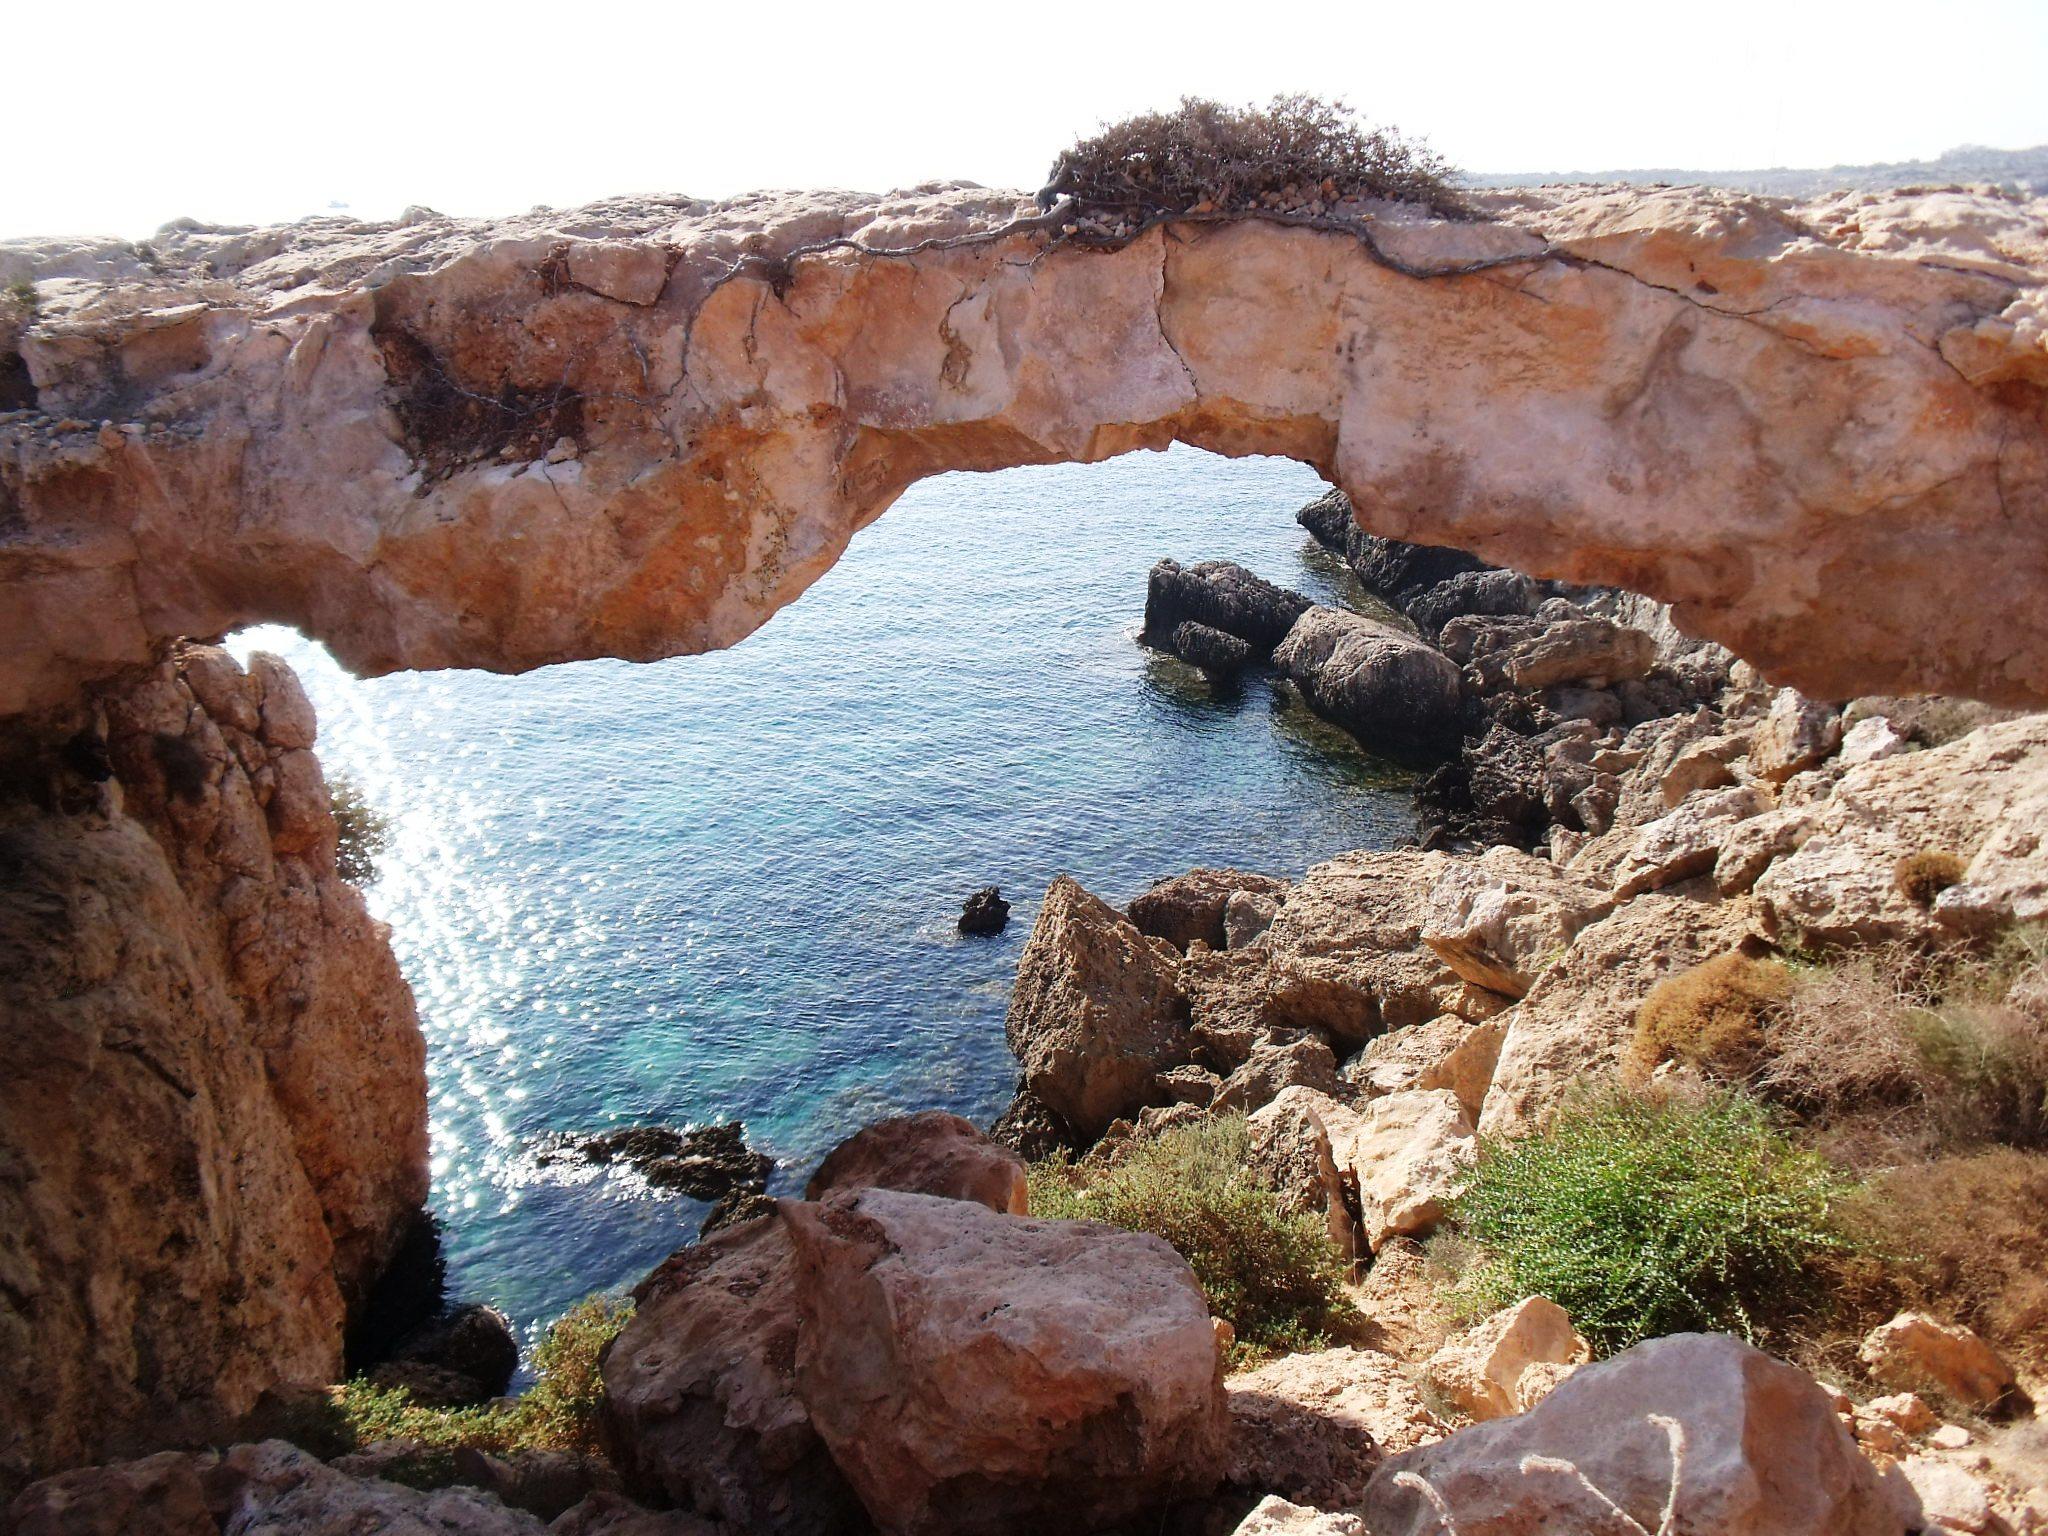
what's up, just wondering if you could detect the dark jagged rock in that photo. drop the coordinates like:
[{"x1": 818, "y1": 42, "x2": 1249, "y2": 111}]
[
  {"x1": 369, "y1": 1303, "x2": 519, "y2": 1406},
  {"x1": 1167, "y1": 619, "x2": 1253, "y2": 675},
  {"x1": 1443, "y1": 608, "x2": 1659, "y2": 693},
  {"x1": 957, "y1": 885, "x2": 1011, "y2": 935},
  {"x1": 545, "y1": 1122, "x2": 773, "y2": 1205},
  {"x1": 1270, "y1": 607, "x2": 1464, "y2": 766},
  {"x1": 1405, "y1": 568, "x2": 1539, "y2": 637},
  {"x1": 987, "y1": 1086, "x2": 1077, "y2": 1161},
  {"x1": 701, "y1": 1189, "x2": 778, "y2": 1235},
  {"x1": 1295, "y1": 486, "x2": 1360, "y2": 552},
  {"x1": 1419, "y1": 725, "x2": 1552, "y2": 852},
  {"x1": 1143, "y1": 559, "x2": 1313, "y2": 657},
  {"x1": 1348, "y1": 534, "x2": 1492, "y2": 608}
]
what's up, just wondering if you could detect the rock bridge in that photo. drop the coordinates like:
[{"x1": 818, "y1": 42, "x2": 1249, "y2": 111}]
[{"x1": 3, "y1": 178, "x2": 2046, "y2": 722}]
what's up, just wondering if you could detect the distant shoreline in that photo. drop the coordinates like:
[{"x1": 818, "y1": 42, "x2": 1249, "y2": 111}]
[{"x1": 1468, "y1": 141, "x2": 2048, "y2": 197}]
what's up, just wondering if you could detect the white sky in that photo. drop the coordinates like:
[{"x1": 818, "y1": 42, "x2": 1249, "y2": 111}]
[{"x1": 9, "y1": 0, "x2": 2046, "y2": 241}]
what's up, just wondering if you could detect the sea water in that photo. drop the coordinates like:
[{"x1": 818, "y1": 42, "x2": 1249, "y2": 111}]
[{"x1": 232, "y1": 445, "x2": 1419, "y2": 1348}]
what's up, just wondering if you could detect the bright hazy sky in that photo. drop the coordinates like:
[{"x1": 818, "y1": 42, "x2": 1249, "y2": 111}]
[{"x1": 10, "y1": 0, "x2": 2046, "y2": 240}]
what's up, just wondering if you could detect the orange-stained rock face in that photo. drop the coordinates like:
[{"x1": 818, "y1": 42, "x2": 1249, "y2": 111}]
[{"x1": 2, "y1": 180, "x2": 2045, "y2": 715}]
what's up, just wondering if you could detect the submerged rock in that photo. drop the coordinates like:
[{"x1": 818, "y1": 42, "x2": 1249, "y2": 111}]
[
  {"x1": 956, "y1": 885, "x2": 1010, "y2": 935},
  {"x1": 1271, "y1": 607, "x2": 1463, "y2": 765},
  {"x1": 1168, "y1": 619, "x2": 1255, "y2": 675},
  {"x1": 547, "y1": 1122, "x2": 773, "y2": 1204},
  {"x1": 783, "y1": 1188, "x2": 1229, "y2": 1536}
]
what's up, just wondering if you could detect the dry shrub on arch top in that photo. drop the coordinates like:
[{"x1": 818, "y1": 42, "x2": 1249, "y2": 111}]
[{"x1": 1045, "y1": 94, "x2": 1459, "y2": 217}]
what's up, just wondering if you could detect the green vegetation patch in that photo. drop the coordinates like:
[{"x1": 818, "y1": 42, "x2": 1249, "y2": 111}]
[
  {"x1": 1447, "y1": 1089, "x2": 1858, "y2": 1353},
  {"x1": 1028, "y1": 1114, "x2": 1349, "y2": 1362}
]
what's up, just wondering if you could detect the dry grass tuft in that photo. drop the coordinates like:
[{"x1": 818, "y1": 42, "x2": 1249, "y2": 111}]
[
  {"x1": 1625, "y1": 952, "x2": 1794, "y2": 1085},
  {"x1": 1895, "y1": 850, "x2": 1968, "y2": 906},
  {"x1": 1820, "y1": 1149, "x2": 2048, "y2": 1378},
  {"x1": 1047, "y1": 95, "x2": 1458, "y2": 218}
]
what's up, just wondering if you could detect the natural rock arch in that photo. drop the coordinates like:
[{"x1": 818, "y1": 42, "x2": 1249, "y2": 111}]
[{"x1": 3, "y1": 181, "x2": 2046, "y2": 720}]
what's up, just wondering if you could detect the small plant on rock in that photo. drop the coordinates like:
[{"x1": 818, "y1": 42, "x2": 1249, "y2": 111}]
[
  {"x1": 1044, "y1": 94, "x2": 1458, "y2": 219},
  {"x1": 1028, "y1": 1115, "x2": 1349, "y2": 1361},
  {"x1": 329, "y1": 772, "x2": 393, "y2": 885},
  {"x1": 1624, "y1": 951, "x2": 1794, "y2": 1085},
  {"x1": 1896, "y1": 849, "x2": 1968, "y2": 907},
  {"x1": 1447, "y1": 1088, "x2": 1858, "y2": 1352}
]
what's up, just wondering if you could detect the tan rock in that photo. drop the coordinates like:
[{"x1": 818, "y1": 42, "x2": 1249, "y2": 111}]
[
  {"x1": 1756, "y1": 717, "x2": 2048, "y2": 946},
  {"x1": 1345, "y1": 1016, "x2": 1505, "y2": 1122},
  {"x1": 1752, "y1": 688, "x2": 1845, "y2": 781},
  {"x1": 1479, "y1": 884, "x2": 1760, "y2": 1134},
  {"x1": 5, "y1": 186, "x2": 2048, "y2": 727},
  {"x1": 783, "y1": 1188, "x2": 1228, "y2": 1536},
  {"x1": 1611, "y1": 783, "x2": 1772, "y2": 899},
  {"x1": 804, "y1": 1110, "x2": 1026, "y2": 1214},
  {"x1": 1231, "y1": 1496, "x2": 1368, "y2": 1536},
  {"x1": 1212, "y1": 1033, "x2": 1341, "y2": 1116},
  {"x1": 1419, "y1": 846, "x2": 1609, "y2": 998},
  {"x1": 1659, "y1": 732, "x2": 1749, "y2": 806},
  {"x1": 1423, "y1": 1297, "x2": 1591, "y2": 1421},
  {"x1": 1840, "y1": 714, "x2": 1911, "y2": 765},
  {"x1": 1860, "y1": 1312, "x2": 2017, "y2": 1410},
  {"x1": 1258, "y1": 850, "x2": 1466, "y2": 1045},
  {"x1": 1327, "y1": 1089, "x2": 1476, "y2": 1250},
  {"x1": 1004, "y1": 875, "x2": 1190, "y2": 1142},
  {"x1": 1713, "y1": 802, "x2": 1819, "y2": 894},
  {"x1": 1227, "y1": 1346, "x2": 1445, "y2": 1507},
  {"x1": 1899, "y1": 1455, "x2": 2010, "y2": 1535},
  {"x1": 602, "y1": 1214, "x2": 861, "y2": 1535},
  {"x1": 1868, "y1": 1392, "x2": 1939, "y2": 1435},
  {"x1": 1245, "y1": 1087, "x2": 1360, "y2": 1262},
  {"x1": 1363, "y1": 1333, "x2": 1905, "y2": 1535}
]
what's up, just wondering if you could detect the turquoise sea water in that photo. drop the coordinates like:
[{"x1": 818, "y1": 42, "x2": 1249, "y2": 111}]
[{"x1": 232, "y1": 446, "x2": 1419, "y2": 1351}]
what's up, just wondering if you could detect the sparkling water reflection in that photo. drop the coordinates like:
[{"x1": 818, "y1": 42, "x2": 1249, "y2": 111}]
[{"x1": 231, "y1": 445, "x2": 1417, "y2": 1345}]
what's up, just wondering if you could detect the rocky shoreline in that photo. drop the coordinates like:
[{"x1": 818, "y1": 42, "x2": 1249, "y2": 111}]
[{"x1": 12, "y1": 492, "x2": 2048, "y2": 1535}]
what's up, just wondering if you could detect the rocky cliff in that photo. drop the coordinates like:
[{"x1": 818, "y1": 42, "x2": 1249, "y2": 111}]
[
  {"x1": 2, "y1": 181, "x2": 2045, "y2": 717},
  {"x1": 0, "y1": 644, "x2": 427, "y2": 1490}
]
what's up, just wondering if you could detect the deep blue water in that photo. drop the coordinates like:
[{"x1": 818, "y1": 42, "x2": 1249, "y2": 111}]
[{"x1": 231, "y1": 446, "x2": 1419, "y2": 1352}]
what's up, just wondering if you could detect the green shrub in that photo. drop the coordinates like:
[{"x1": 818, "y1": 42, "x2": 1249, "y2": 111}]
[
  {"x1": 329, "y1": 773, "x2": 393, "y2": 884},
  {"x1": 1028, "y1": 1115, "x2": 1349, "y2": 1361},
  {"x1": 1045, "y1": 94, "x2": 1456, "y2": 217},
  {"x1": 1447, "y1": 1089, "x2": 1858, "y2": 1352},
  {"x1": 256, "y1": 1294, "x2": 631, "y2": 1484}
]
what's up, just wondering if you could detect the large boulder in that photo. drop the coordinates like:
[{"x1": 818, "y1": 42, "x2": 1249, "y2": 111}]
[
  {"x1": 1245, "y1": 1087, "x2": 1360, "y2": 1262},
  {"x1": 1478, "y1": 884, "x2": 1761, "y2": 1135},
  {"x1": 1755, "y1": 716, "x2": 2048, "y2": 946},
  {"x1": 1226, "y1": 1346, "x2": 1445, "y2": 1508},
  {"x1": 1405, "y1": 569, "x2": 1538, "y2": 638},
  {"x1": 1005, "y1": 876, "x2": 1191, "y2": 1142},
  {"x1": 1345, "y1": 1016, "x2": 1506, "y2": 1121},
  {"x1": 369, "y1": 1303, "x2": 520, "y2": 1407},
  {"x1": 602, "y1": 1215, "x2": 864, "y2": 1535},
  {"x1": 1750, "y1": 688, "x2": 1844, "y2": 781},
  {"x1": 1271, "y1": 608, "x2": 1464, "y2": 765},
  {"x1": 1144, "y1": 559, "x2": 1314, "y2": 657},
  {"x1": 1362, "y1": 1334, "x2": 1906, "y2": 1536},
  {"x1": 782, "y1": 1188, "x2": 1228, "y2": 1536},
  {"x1": 805, "y1": 1111, "x2": 1027, "y2": 1214},
  {"x1": 1610, "y1": 783, "x2": 1772, "y2": 899},
  {"x1": 1420, "y1": 847, "x2": 1611, "y2": 999},
  {"x1": 1128, "y1": 868, "x2": 1293, "y2": 951},
  {"x1": 1211, "y1": 1034, "x2": 1341, "y2": 1116}
]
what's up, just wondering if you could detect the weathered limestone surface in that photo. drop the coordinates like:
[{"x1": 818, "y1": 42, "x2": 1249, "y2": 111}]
[
  {"x1": 0, "y1": 645, "x2": 426, "y2": 1492},
  {"x1": 4, "y1": 183, "x2": 2046, "y2": 718}
]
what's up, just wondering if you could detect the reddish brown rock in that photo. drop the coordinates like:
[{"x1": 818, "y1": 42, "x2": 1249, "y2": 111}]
[
  {"x1": 783, "y1": 1188, "x2": 1228, "y2": 1536},
  {"x1": 804, "y1": 1110, "x2": 1027, "y2": 1214},
  {"x1": 1128, "y1": 868, "x2": 1292, "y2": 951}
]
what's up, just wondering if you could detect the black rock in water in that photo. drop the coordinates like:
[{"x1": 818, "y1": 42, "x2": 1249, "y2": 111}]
[
  {"x1": 1143, "y1": 558, "x2": 1314, "y2": 657},
  {"x1": 958, "y1": 886, "x2": 1011, "y2": 935},
  {"x1": 1166, "y1": 619, "x2": 1253, "y2": 675},
  {"x1": 546, "y1": 1121, "x2": 774, "y2": 1204}
]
